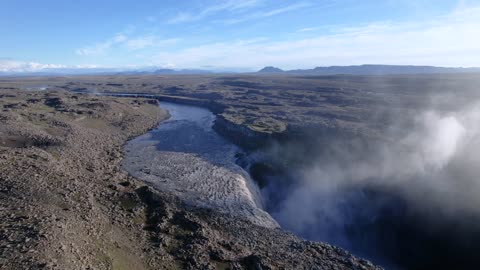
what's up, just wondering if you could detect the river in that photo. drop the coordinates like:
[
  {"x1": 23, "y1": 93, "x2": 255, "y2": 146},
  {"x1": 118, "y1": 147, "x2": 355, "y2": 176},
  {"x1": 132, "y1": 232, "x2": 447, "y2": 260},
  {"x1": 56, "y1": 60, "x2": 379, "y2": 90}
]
[{"x1": 122, "y1": 102, "x2": 278, "y2": 228}]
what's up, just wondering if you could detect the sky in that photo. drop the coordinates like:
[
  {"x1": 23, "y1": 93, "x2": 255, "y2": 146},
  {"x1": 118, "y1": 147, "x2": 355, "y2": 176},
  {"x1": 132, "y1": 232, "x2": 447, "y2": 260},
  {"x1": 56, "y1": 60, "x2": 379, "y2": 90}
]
[{"x1": 1, "y1": 0, "x2": 480, "y2": 72}]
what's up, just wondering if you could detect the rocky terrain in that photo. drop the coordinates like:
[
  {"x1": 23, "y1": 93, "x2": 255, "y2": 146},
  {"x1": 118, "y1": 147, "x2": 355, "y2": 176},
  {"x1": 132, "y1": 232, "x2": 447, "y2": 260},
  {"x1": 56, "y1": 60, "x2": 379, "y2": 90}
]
[
  {"x1": 4, "y1": 73, "x2": 479, "y2": 145},
  {"x1": 0, "y1": 89, "x2": 380, "y2": 269},
  {"x1": 3, "y1": 73, "x2": 480, "y2": 269}
]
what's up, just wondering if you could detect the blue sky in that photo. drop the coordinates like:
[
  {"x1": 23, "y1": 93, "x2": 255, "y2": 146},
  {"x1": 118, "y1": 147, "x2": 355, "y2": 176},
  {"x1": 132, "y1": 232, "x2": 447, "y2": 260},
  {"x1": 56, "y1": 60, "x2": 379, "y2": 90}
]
[{"x1": 1, "y1": 0, "x2": 480, "y2": 72}]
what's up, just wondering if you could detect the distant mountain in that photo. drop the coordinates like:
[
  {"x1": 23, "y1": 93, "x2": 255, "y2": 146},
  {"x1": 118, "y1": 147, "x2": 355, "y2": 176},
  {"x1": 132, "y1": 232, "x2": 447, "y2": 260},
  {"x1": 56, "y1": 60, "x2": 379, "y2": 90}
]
[
  {"x1": 257, "y1": 65, "x2": 480, "y2": 75},
  {"x1": 153, "y1": 68, "x2": 176, "y2": 74},
  {"x1": 0, "y1": 68, "x2": 131, "y2": 77},
  {"x1": 258, "y1": 66, "x2": 284, "y2": 73},
  {"x1": 152, "y1": 69, "x2": 213, "y2": 75},
  {"x1": 2, "y1": 64, "x2": 480, "y2": 77},
  {"x1": 0, "y1": 67, "x2": 215, "y2": 77}
]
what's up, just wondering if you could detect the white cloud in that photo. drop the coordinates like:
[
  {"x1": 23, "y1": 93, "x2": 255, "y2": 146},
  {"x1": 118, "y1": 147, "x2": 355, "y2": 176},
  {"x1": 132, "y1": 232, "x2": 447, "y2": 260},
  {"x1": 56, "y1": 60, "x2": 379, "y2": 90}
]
[
  {"x1": 73, "y1": 64, "x2": 103, "y2": 69},
  {"x1": 221, "y1": 2, "x2": 311, "y2": 24},
  {"x1": 0, "y1": 59, "x2": 66, "y2": 72},
  {"x1": 0, "y1": 60, "x2": 111, "y2": 72},
  {"x1": 168, "y1": 12, "x2": 195, "y2": 24},
  {"x1": 146, "y1": 16, "x2": 157, "y2": 22},
  {"x1": 125, "y1": 37, "x2": 179, "y2": 50},
  {"x1": 125, "y1": 36, "x2": 156, "y2": 50},
  {"x1": 76, "y1": 34, "x2": 179, "y2": 56},
  {"x1": 153, "y1": 5, "x2": 480, "y2": 69},
  {"x1": 298, "y1": 27, "x2": 317, "y2": 32},
  {"x1": 75, "y1": 34, "x2": 127, "y2": 56},
  {"x1": 168, "y1": 0, "x2": 261, "y2": 23},
  {"x1": 260, "y1": 2, "x2": 310, "y2": 17}
]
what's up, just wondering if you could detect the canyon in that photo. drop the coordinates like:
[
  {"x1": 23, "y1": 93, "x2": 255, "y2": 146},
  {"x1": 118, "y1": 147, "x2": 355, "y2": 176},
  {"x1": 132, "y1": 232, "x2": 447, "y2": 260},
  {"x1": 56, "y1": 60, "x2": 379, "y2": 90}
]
[{"x1": 2, "y1": 73, "x2": 480, "y2": 269}]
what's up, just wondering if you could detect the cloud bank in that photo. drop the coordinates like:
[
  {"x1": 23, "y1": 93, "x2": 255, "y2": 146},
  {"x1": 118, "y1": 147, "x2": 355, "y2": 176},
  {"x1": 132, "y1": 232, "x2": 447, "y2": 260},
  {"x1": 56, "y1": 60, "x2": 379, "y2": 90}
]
[
  {"x1": 6, "y1": 2, "x2": 480, "y2": 72},
  {"x1": 152, "y1": 5, "x2": 480, "y2": 69},
  {"x1": 0, "y1": 59, "x2": 66, "y2": 73}
]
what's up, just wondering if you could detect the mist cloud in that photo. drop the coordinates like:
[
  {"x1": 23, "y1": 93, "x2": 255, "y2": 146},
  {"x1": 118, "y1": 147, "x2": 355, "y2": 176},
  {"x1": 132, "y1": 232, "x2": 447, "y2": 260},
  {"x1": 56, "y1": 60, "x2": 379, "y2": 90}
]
[{"x1": 260, "y1": 99, "x2": 480, "y2": 268}]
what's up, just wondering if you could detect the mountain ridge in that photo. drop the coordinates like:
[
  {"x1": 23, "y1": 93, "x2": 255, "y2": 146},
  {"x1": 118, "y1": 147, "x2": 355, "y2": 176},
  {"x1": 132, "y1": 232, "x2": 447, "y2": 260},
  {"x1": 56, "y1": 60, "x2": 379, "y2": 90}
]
[
  {"x1": 257, "y1": 64, "x2": 480, "y2": 75},
  {"x1": 2, "y1": 64, "x2": 480, "y2": 77}
]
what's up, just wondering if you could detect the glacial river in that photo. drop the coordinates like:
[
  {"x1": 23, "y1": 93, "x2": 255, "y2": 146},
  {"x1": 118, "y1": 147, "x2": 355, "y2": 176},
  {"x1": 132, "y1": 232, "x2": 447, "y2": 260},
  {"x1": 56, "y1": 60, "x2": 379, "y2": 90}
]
[{"x1": 122, "y1": 102, "x2": 278, "y2": 228}]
